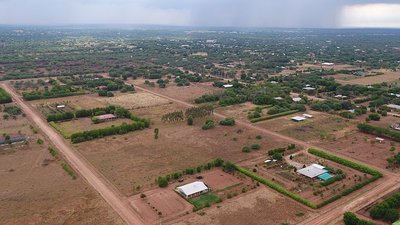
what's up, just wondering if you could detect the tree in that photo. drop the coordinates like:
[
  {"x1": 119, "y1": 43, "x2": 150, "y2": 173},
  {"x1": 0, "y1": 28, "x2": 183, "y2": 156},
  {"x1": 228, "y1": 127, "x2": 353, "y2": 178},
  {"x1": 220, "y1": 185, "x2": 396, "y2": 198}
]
[
  {"x1": 272, "y1": 152, "x2": 283, "y2": 161},
  {"x1": 154, "y1": 128, "x2": 159, "y2": 139}
]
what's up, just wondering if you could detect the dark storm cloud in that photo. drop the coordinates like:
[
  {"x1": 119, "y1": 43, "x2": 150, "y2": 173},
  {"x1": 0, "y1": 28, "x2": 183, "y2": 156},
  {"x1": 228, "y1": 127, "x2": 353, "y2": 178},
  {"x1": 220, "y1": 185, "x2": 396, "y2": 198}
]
[{"x1": 0, "y1": 0, "x2": 399, "y2": 28}]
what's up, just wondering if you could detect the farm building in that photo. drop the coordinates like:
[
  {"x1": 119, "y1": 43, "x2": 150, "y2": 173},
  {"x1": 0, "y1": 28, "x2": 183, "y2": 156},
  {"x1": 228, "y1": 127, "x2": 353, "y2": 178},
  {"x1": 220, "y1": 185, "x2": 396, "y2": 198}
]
[
  {"x1": 95, "y1": 114, "x2": 117, "y2": 122},
  {"x1": 57, "y1": 105, "x2": 65, "y2": 109},
  {"x1": 292, "y1": 97, "x2": 302, "y2": 102},
  {"x1": 223, "y1": 84, "x2": 233, "y2": 88},
  {"x1": 322, "y1": 62, "x2": 334, "y2": 66},
  {"x1": 303, "y1": 87, "x2": 316, "y2": 91},
  {"x1": 387, "y1": 104, "x2": 400, "y2": 110},
  {"x1": 297, "y1": 164, "x2": 330, "y2": 179},
  {"x1": 0, "y1": 134, "x2": 27, "y2": 146},
  {"x1": 176, "y1": 181, "x2": 209, "y2": 198},
  {"x1": 291, "y1": 116, "x2": 306, "y2": 122}
]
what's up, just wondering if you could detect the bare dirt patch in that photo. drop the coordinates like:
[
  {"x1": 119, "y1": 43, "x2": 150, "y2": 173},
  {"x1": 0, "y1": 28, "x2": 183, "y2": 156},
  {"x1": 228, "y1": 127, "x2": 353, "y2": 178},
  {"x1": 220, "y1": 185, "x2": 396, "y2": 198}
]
[
  {"x1": 131, "y1": 79, "x2": 221, "y2": 103},
  {"x1": 99, "y1": 91, "x2": 171, "y2": 109},
  {"x1": 0, "y1": 117, "x2": 124, "y2": 225},
  {"x1": 73, "y1": 99, "x2": 289, "y2": 196},
  {"x1": 172, "y1": 186, "x2": 313, "y2": 225},
  {"x1": 32, "y1": 94, "x2": 107, "y2": 110}
]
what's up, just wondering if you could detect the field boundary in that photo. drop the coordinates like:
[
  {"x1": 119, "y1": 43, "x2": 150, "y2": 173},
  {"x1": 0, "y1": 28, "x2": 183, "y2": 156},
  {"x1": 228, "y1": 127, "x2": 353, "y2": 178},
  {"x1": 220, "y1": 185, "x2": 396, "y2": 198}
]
[{"x1": 250, "y1": 110, "x2": 299, "y2": 123}]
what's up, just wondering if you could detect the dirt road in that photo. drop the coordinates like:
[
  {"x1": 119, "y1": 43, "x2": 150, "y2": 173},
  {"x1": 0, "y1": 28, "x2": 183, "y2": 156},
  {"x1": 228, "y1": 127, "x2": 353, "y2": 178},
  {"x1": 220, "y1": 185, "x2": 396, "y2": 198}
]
[
  {"x1": 134, "y1": 85, "x2": 400, "y2": 225},
  {"x1": 1, "y1": 83, "x2": 144, "y2": 225}
]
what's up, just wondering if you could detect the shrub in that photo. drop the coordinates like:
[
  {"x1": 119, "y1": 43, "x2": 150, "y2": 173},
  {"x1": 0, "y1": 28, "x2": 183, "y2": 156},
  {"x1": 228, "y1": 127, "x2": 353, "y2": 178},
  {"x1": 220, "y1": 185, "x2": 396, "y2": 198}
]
[
  {"x1": 368, "y1": 113, "x2": 381, "y2": 121},
  {"x1": 158, "y1": 177, "x2": 168, "y2": 188},
  {"x1": 187, "y1": 116, "x2": 194, "y2": 125},
  {"x1": 202, "y1": 119, "x2": 215, "y2": 130},
  {"x1": 36, "y1": 139, "x2": 44, "y2": 144},
  {"x1": 219, "y1": 117, "x2": 235, "y2": 126},
  {"x1": 251, "y1": 144, "x2": 261, "y2": 150},
  {"x1": 242, "y1": 146, "x2": 250, "y2": 153}
]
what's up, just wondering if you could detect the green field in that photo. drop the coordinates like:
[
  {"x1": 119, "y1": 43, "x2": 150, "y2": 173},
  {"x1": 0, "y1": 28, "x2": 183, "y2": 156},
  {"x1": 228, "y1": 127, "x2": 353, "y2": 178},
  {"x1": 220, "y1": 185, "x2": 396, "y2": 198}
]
[{"x1": 189, "y1": 193, "x2": 221, "y2": 211}]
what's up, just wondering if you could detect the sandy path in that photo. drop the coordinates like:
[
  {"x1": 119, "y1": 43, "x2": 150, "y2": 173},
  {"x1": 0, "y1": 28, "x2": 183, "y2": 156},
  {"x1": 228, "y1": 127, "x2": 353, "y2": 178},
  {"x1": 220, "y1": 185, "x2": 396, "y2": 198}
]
[
  {"x1": 1, "y1": 82, "x2": 144, "y2": 225},
  {"x1": 134, "y1": 84, "x2": 400, "y2": 225}
]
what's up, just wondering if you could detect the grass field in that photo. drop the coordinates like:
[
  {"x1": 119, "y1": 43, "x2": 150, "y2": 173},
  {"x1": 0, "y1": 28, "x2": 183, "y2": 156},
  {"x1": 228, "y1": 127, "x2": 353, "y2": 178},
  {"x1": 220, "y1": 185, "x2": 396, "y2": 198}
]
[{"x1": 189, "y1": 193, "x2": 221, "y2": 210}]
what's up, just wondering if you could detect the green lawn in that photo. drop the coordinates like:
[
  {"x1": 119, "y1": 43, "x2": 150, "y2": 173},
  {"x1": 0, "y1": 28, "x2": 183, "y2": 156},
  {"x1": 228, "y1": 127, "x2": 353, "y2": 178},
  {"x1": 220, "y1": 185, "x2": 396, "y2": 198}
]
[{"x1": 189, "y1": 193, "x2": 221, "y2": 210}]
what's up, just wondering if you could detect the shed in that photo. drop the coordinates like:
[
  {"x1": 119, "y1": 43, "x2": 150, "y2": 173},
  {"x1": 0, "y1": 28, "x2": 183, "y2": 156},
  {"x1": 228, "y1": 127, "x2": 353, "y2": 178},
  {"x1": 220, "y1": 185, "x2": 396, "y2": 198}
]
[
  {"x1": 223, "y1": 84, "x2": 233, "y2": 88},
  {"x1": 292, "y1": 97, "x2": 302, "y2": 102},
  {"x1": 176, "y1": 181, "x2": 209, "y2": 198},
  {"x1": 291, "y1": 116, "x2": 306, "y2": 122},
  {"x1": 57, "y1": 105, "x2": 65, "y2": 109},
  {"x1": 376, "y1": 137, "x2": 384, "y2": 143}
]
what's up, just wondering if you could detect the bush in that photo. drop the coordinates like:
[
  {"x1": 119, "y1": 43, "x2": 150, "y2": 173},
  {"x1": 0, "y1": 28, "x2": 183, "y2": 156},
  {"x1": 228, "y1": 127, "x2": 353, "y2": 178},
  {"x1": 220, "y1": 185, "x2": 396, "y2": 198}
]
[
  {"x1": 251, "y1": 144, "x2": 261, "y2": 150},
  {"x1": 219, "y1": 117, "x2": 235, "y2": 126},
  {"x1": 368, "y1": 113, "x2": 381, "y2": 121},
  {"x1": 36, "y1": 139, "x2": 44, "y2": 144},
  {"x1": 202, "y1": 119, "x2": 215, "y2": 130},
  {"x1": 194, "y1": 94, "x2": 220, "y2": 104},
  {"x1": 158, "y1": 177, "x2": 168, "y2": 187},
  {"x1": 242, "y1": 146, "x2": 250, "y2": 153},
  {"x1": 187, "y1": 116, "x2": 194, "y2": 125}
]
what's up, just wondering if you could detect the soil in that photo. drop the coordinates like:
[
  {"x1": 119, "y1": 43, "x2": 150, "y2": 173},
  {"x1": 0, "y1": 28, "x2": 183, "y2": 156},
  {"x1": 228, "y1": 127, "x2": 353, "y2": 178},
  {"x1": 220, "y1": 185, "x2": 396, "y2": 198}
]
[{"x1": 171, "y1": 186, "x2": 313, "y2": 225}]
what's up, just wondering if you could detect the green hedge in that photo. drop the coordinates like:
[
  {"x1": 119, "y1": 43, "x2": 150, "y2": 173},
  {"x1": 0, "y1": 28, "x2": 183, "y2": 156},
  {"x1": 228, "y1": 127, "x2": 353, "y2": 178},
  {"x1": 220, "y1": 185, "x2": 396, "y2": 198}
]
[
  {"x1": 234, "y1": 165, "x2": 317, "y2": 209},
  {"x1": 0, "y1": 87, "x2": 12, "y2": 104},
  {"x1": 308, "y1": 148, "x2": 383, "y2": 177},
  {"x1": 250, "y1": 110, "x2": 299, "y2": 123},
  {"x1": 357, "y1": 123, "x2": 400, "y2": 142},
  {"x1": 70, "y1": 119, "x2": 150, "y2": 143}
]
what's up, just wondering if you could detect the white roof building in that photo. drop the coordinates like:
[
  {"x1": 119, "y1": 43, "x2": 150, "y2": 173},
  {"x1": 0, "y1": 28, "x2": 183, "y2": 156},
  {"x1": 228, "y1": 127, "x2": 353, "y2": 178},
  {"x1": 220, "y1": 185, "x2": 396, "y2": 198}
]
[
  {"x1": 270, "y1": 81, "x2": 279, "y2": 84},
  {"x1": 176, "y1": 181, "x2": 209, "y2": 198},
  {"x1": 387, "y1": 104, "x2": 400, "y2": 110},
  {"x1": 274, "y1": 97, "x2": 283, "y2": 100},
  {"x1": 292, "y1": 97, "x2": 302, "y2": 102},
  {"x1": 291, "y1": 116, "x2": 306, "y2": 122},
  {"x1": 303, "y1": 87, "x2": 316, "y2": 91},
  {"x1": 223, "y1": 84, "x2": 233, "y2": 88},
  {"x1": 297, "y1": 164, "x2": 327, "y2": 178},
  {"x1": 57, "y1": 105, "x2": 65, "y2": 108}
]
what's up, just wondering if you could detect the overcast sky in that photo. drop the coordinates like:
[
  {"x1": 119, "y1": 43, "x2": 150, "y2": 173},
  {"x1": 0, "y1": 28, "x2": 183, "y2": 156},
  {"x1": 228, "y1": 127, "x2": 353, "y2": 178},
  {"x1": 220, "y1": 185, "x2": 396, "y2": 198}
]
[{"x1": 0, "y1": 0, "x2": 399, "y2": 28}]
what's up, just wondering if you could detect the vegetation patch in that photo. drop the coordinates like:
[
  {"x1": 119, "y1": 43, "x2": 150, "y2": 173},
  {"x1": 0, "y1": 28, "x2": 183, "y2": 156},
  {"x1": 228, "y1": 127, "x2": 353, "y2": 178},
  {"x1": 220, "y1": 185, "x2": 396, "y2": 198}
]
[
  {"x1": 189, "y1": 193, "x2": 222, "y2": 211},
  {"x1": 357, "y1": 123, "x2": 400, "y2": 142},
  {"x1": 370, "y1": 192, "x2": 400, "y2": 223},
  {"x1": 0, "y1": 87, "x2": 12, "y2": 104},
  {"x1": 250, "y1": 110, "x2": 298, "y2": 123}
]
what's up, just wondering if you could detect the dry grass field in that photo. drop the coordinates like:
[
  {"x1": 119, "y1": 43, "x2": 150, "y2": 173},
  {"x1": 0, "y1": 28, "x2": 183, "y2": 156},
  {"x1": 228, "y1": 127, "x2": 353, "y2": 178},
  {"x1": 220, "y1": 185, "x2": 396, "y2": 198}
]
[
  {"x1": 172, "y1": 186, "x2": 313, "y2": 225},
  {"x1": 0, "y1": 108, "x2": 124, "y2": 225},
  {"x1": 73, "y1": 100, "x2": 290, "y2": 196},
  {"x1": 131, "y1": 79, "x2": 222, "y2": 103},
  {"x1": 99, "y1": 91, "x2": 171, "y2": 109},
  {"x1": 32, "y1": 94, "x2": 107, "y2": 111}
]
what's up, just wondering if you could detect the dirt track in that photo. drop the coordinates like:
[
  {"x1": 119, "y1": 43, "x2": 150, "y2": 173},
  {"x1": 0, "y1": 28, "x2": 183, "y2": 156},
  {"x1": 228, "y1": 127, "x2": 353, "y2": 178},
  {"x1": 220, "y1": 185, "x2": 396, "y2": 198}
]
[
  {"x1": 135, "y1": 85, "x2": 400, "y2": 225},
  {"x1": 0, "y1": 83, "x2": 145, "y2": 225}
]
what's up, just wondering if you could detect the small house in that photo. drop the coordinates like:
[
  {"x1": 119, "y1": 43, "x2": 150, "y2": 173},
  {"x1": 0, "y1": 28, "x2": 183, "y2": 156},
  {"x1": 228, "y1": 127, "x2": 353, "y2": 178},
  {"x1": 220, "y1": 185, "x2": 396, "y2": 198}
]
[
  {"x1": 291, "y1": 116, "x2": 306, "y2": 122},
  {"x1": 176, "y1": 181, "x2": 209, "y2": 198},
  {"x1": 0, "y1": 134, "x2": 27, "y2": 146}
]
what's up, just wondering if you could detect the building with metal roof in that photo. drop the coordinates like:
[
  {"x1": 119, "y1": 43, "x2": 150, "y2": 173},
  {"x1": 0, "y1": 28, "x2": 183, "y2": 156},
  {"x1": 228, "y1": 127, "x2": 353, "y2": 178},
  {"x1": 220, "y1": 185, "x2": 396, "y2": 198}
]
[{"x1": 176, "y1": 181, "x2": 209, "y2": 198}]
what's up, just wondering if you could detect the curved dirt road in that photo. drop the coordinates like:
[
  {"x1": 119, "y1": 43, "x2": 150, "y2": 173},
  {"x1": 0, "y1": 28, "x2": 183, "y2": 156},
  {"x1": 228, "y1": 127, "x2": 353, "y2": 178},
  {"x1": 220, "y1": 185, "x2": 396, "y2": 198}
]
[
  {"x1": 135, "y1": 84, "x2": 400, "y2": 225},
  {"x1": 1, "y1": 83, "x2": 144, "y2": 225}
]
